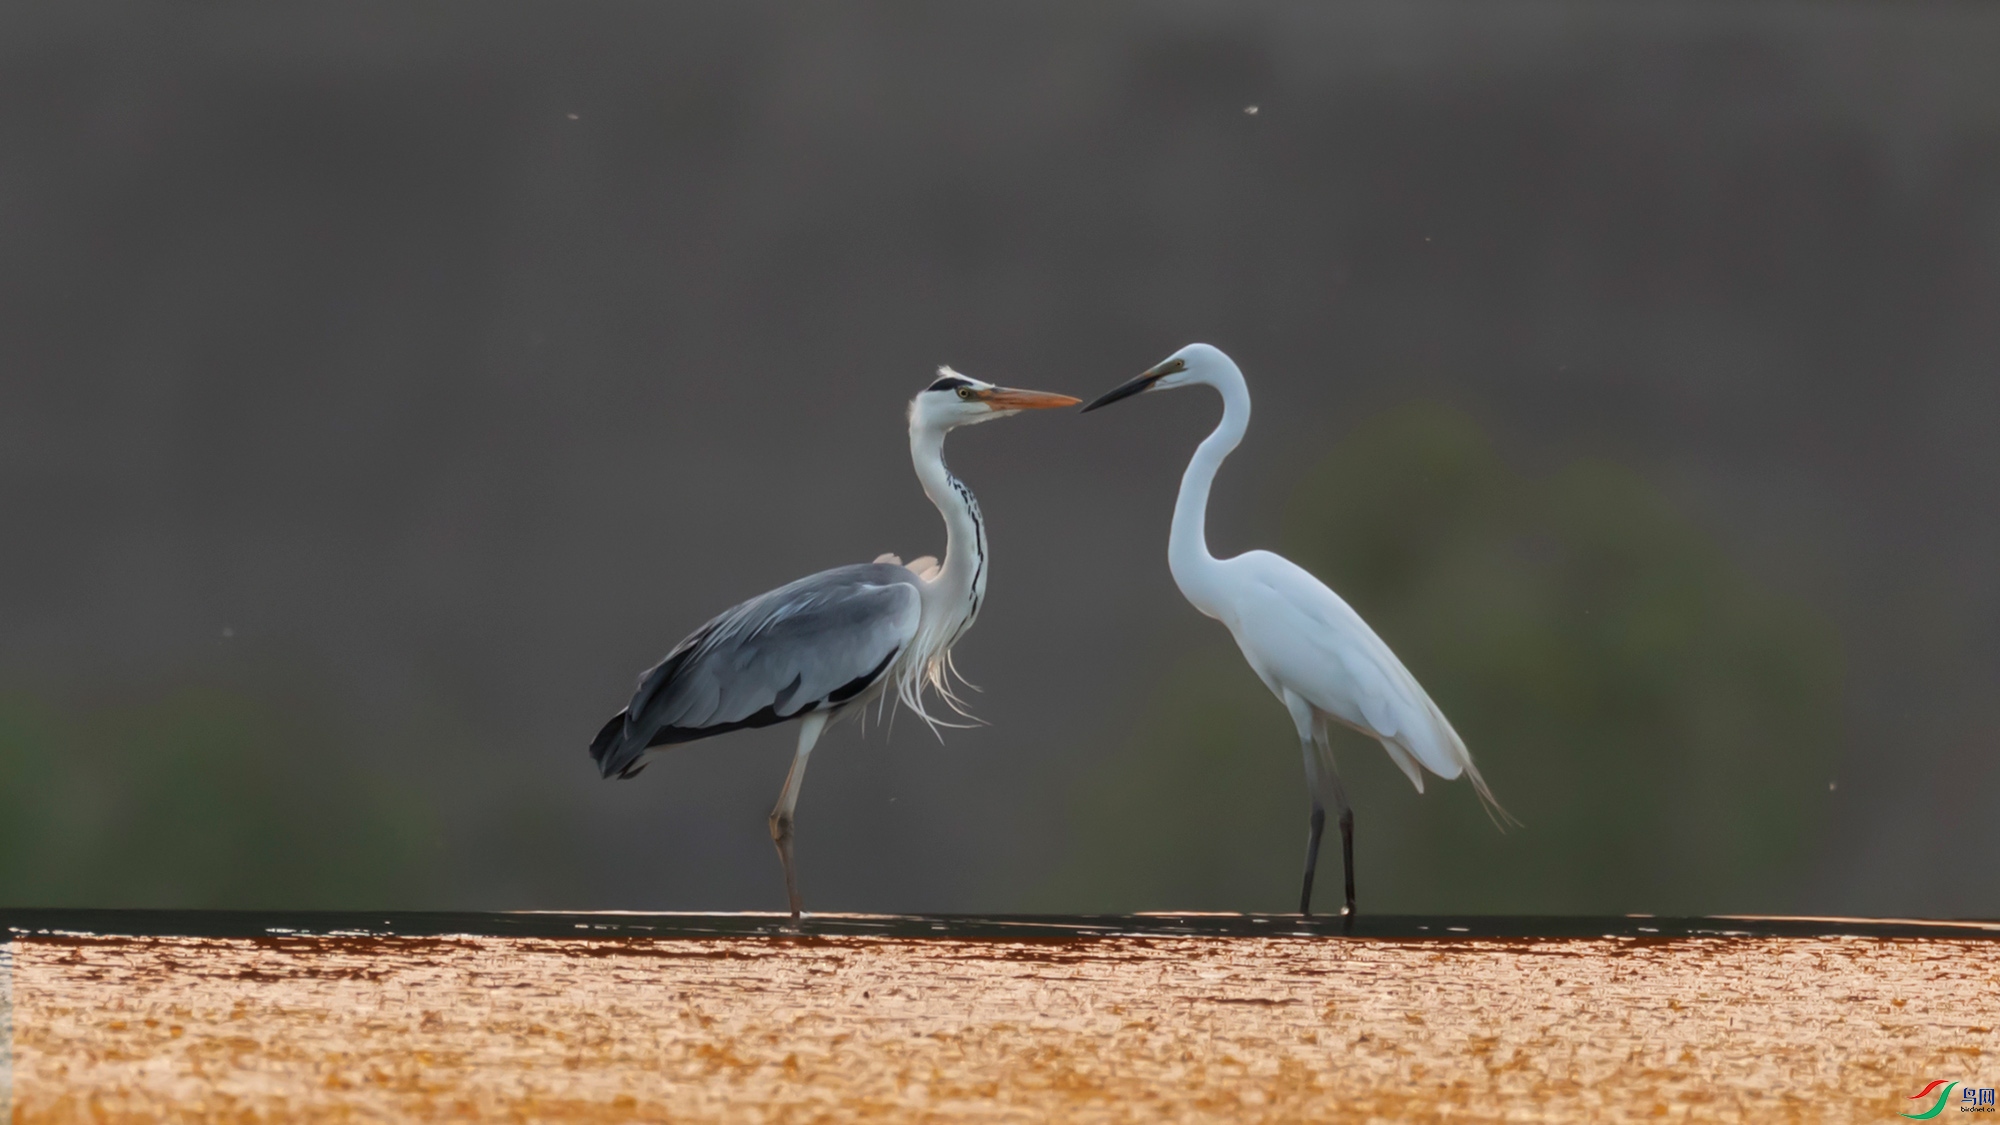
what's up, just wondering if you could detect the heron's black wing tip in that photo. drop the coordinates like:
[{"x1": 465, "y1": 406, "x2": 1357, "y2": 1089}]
[{"x1": 589, "y1": 711, "x2": 639, "y2": 779}]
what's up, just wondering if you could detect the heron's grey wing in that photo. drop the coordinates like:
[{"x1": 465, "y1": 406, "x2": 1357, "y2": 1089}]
[{"x1": 589, "y1": 563, "x2": 921, "y2": 779}]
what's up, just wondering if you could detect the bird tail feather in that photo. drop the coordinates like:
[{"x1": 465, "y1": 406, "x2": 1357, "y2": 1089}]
[
  {"x1": 589, "y1": 711, "x2": 650, "y2": 780},
  {"x1": 1390, "y1": 695, "x2": 1520, "y2": 831},
  {"x1": 1462, "y1": 755, "x2": 1519, "y2": 830},
  {"x1": 1427, "y1": 706, "x2": 1520, "y2": 830}
]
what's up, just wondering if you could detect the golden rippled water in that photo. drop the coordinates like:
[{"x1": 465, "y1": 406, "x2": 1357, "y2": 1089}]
[{"x1": 3, "y1": 931, "x2": 1996, "y2": 1122}]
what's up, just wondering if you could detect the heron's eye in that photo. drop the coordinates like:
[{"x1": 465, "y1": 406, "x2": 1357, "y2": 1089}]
[{"x1": 956, "y1": 386, "x2": 976, "y2": 401}]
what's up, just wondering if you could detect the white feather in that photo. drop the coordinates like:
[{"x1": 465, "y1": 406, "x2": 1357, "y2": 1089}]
[{"x1": 1141, "y1": 343, "x2": 1516, "y2": 829}]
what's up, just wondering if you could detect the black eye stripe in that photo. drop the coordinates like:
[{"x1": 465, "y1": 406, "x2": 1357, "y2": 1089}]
[{"x1": 927, "y1": 375, "x2": 975, "y2": 393}]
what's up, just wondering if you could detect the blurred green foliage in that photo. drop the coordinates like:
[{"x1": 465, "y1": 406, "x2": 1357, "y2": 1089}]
[
  {"x1": 1045, "y1": 404, "x2": 1842, "y2": 915},
  {"x1": 0, "y1": 687, "x2": 437, "y2": 908}
]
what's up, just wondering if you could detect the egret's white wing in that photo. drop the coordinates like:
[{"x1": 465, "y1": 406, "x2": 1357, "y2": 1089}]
[
  {"x1": 1220, "y1": 551, "x2": 1491, "y2": 800},
  {"x1": 1378, "y1": 738, "x2": 1427, "y2": 793},
  {"x1": 590, "y1": 562, "x2": 922, "y2": 778}
]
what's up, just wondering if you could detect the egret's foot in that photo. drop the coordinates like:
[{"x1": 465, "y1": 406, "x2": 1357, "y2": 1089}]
[
  {"x1": 1298, "y1": 805, "x2": 1327, "y2": 918},
  {"x1": 1338, "y1": 806, "x2": 1355, "y2": 922}
]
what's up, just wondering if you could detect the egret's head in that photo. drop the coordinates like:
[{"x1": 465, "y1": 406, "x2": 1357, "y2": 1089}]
[
  {"x1": 909, "y1": 367, "x2": 1079, "y2": 430},
  {"x1": 1080, "y1": 342, "x2": 1236, "y2": 412}
]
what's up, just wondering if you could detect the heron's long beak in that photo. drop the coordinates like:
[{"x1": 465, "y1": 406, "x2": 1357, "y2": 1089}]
[
  {"x1": 1080, "y1": 363, "x2": 1172, "y2": 413},
  {"x1": 983, "y1": 387, "x2": 1081, "y2": 410}
]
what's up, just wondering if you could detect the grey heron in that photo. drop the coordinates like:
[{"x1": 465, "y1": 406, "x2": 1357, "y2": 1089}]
[
  {"x1": 590, "y1": 369, "x2": 1078, "y2": 917},
  {"x1": 1083, "y1": 343, "x2": 1513, "y2": 917}
]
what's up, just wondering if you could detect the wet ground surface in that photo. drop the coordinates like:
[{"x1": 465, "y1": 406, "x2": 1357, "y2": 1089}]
[
  {"x1": 3, "y1": 912, "x2": 1997, "y2": 1122},
  {"x1": 7, "y1": 908, "x2": 2000, "y2": 942}
]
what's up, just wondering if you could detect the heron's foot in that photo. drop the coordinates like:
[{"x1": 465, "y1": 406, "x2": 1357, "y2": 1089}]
[{"x1": 768, "y1": 809, "x2": 803, "y2": 918}]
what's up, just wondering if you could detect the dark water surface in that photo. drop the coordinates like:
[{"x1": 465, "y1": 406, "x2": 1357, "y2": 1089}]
[{"x1": 4, "y1": 907, "x2": 1995, "y2": 941}]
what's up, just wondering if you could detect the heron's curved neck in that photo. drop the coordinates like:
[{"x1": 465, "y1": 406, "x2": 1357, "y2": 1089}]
[
  {"x1": 910, "y1": 423, "x2": 985, "y2": 612},
  {"x1": 1169, "y1": 367, "x2": 1250, "y2": 614}
]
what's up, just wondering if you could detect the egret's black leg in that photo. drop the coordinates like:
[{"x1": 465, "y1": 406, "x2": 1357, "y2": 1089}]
[
  {"x1": 1339, "y1": 805, "x2": 1356, "y2": 918},
  {"x1": 1299, "y1": 804, "x2": 1327, "y2": 916}
]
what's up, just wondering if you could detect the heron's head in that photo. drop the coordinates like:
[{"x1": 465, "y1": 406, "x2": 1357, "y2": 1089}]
[
  {"x1": 1081, "y1": 343, "x2": 1237, "y2": 412},
  {"x1": 909, "y1": 367, "x2": 1079, "y2": 430}
]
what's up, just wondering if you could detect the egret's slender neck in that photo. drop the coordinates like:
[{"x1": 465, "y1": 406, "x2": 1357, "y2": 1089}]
[
  {"x1": 909, "y1": 421, "x2": 985, "y2": 615},
  {"x1": 1168, "y1": 365, "x2": 1250, "y2": 615}
]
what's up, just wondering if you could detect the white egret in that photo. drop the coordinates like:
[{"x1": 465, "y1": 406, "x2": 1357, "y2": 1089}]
[
  {"x1": 590, "y1": 369, "x2": 1079, "y2": 916},
  {"x1": 1083, "y1": 343, "x2": 1512, "y2": 917}
]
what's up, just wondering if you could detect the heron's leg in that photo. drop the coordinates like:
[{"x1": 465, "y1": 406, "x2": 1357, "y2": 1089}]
[{"x1": 768, "y1": 712, "x2": 829, "y2": 919}]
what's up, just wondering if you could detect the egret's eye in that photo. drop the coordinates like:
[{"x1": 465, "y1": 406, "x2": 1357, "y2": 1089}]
[{"x1": 956, "y1": 386, "x2": 976, "y2": 401}]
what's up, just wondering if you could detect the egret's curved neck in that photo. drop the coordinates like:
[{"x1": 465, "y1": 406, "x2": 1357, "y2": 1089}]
[
  {"x1": 1168, "y1": 366, "x2": 1250, "y2": 615},
  {"x1": 910, "y1": 422, "x2": 985, "y2": 616}
]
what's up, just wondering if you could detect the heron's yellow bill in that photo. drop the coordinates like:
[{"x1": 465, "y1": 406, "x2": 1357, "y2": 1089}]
[{"x1": 982, "y1": 388, "x2": 1081, "y2": 410}]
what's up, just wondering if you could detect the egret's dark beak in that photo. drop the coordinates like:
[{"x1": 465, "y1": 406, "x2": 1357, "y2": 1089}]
[{"x1": 1081, "y1": 360, "x2": 1181, "y2": 413}]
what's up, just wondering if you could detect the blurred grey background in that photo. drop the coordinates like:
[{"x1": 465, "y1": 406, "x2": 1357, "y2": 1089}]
[{"x1": 1, "y1": 0, "x2": 1995, "y2": 918}]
